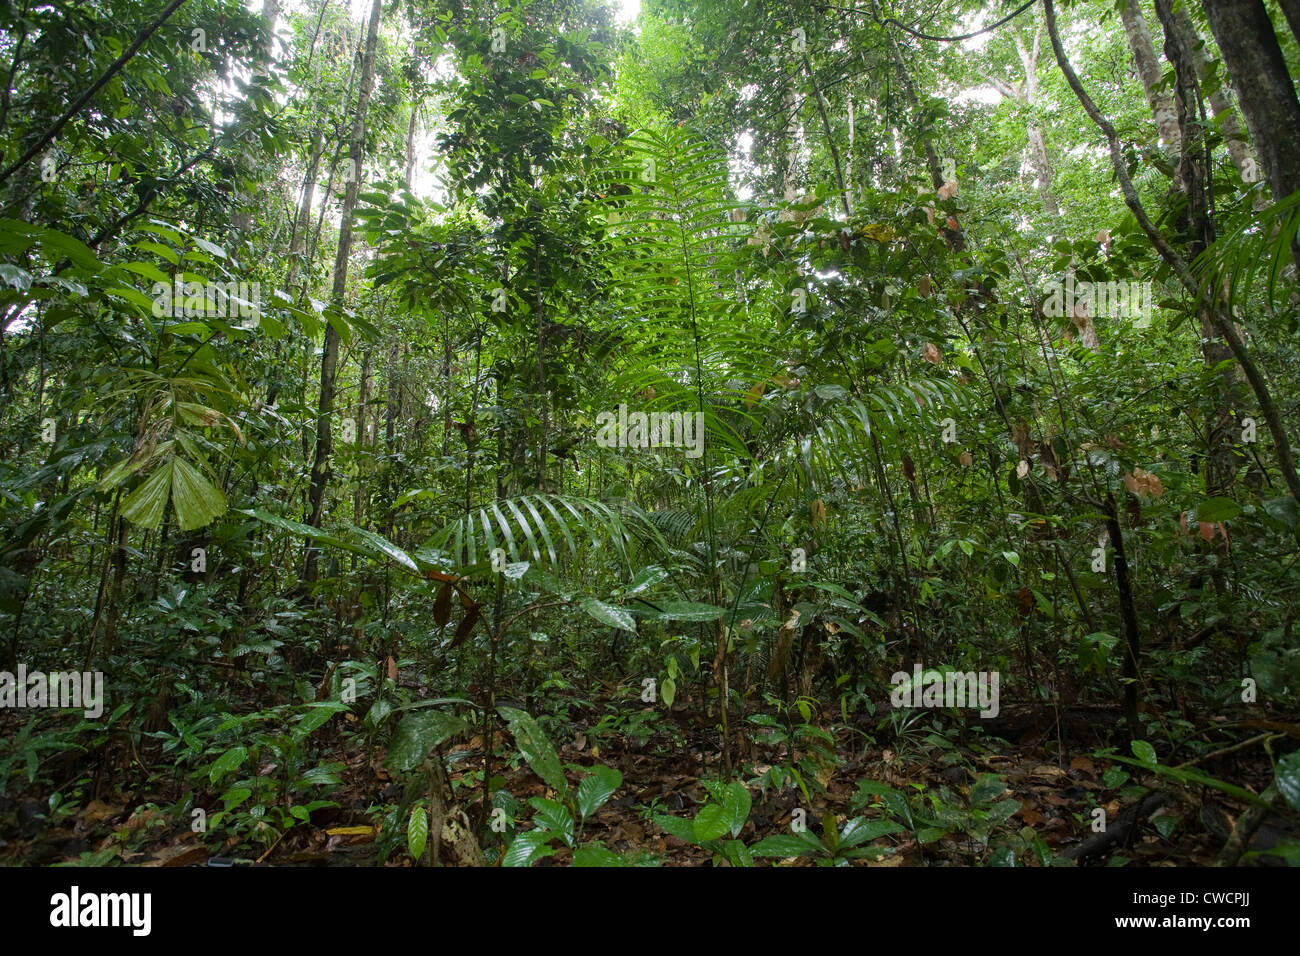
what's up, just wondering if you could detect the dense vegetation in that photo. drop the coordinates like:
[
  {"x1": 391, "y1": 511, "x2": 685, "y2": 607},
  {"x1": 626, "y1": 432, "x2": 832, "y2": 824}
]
[{"x1": 2, "y1": 0, "x2": 1299, "y2": 868}]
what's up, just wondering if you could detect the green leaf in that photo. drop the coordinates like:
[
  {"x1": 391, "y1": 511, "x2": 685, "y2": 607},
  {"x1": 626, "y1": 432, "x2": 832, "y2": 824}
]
[
  {"x1": 652, "y1": 812, "x2": 696, "y2": 843},
  {"x1": 0, "y1": 263, "x2": 32, "y2": 291},
  {"x1": 722, "y1": 781, "x2": 751, "y2": 837},
  {"x1": 1152, "y1": 813, "x2": 1179, "y2": 839},
  {"x1": 625, "y1": 565, "x2": 668, "y2": 595},
  {"x1": 192, "y1": 236, "x2": 227, "y2": 259},
  {"x1": 577, "y1": 765, "x2": 622, "y2": 821},
  {"x1": 653, "y1": 601, "x2": 724, "y2": 622},
  {"x1": 170, "y1": 457, "x2": 227, "y2": 531},
  {"x1": 573, "y1": 843, "x2": 627, "y2": 866},
  {"x1": 295, "y1": 701, "x2": 347, "y2": 738},
  {"x1": 970, "y1": 774, "x2": 1007, "y2": 806},
  {"x1": 209, "y1": 745, "x2": 247, "y2": 784},
  {"x1": 988, "y1": 845, "x2": 1017, "y2": 866},
  {"x1": 1276, "y1": 751, "x2": 1300, "y2": 811},
  {"x1": 40, "y1": 229, "x2": 102, "y2": 271},
  {"x1": 387, "y1": 711, "x2": 467, "y2": 772},
  {"x1": 503, "y1": 830, "x2": 555, "y2": 867},
  {"x1": 119, "y1": 260, "x2": 170, "y2": 284},
  {"x1": 244, "y1": 509, "x2": 411, "y2": 571},
  {"x1": 852, "y1": 779, "x2": 913, "y2": 828},
  {"x1": 347, "y1": 524, "x2": 419, "y2": 572},
  {"x1": 581, "y1": 597, "x2": 636, "y2": 632},
  {"x1": 720, "y1": 838, "x2": 754, "y2": 867},
  {"x1": 750, "y1": 832, "x2": 824, "y2": 858},
  {"x1": 837, "y1": 817, "x2": 903, "y2": 848},
  {"x1": 295, "y1": 765, "x2": 341, "y2": 786},
  {"x1": 1131, "y1": 740, "x2": 1157, "y2": 766},
  {"x1": 1194, "y1": 497, "x2": 1241, "y2": 523},
  {"x1": 661, "y1": 675, "x2": 676, "y2": 709},
  {"x1": 1262, "y1": 496, "x2": 1298, "y2": 531},
  {"x1": 499, "y1": 706, "x2": 568, "y2": 797},
  {"x1": 108, "y1": 285, "x2": 159, "y2": 312},
  {"x1": 528, "y1": 797, "x2": 574, "y2": 847},
  {"x1": 121, "y1": 461, "x2": 174, "y2": 531},
  {"x1": 693, "y1": 802, "x2": 730, "y2": 843},
  {"x1": 407, "y1": 806, "x2": 428, "y2": 860}
]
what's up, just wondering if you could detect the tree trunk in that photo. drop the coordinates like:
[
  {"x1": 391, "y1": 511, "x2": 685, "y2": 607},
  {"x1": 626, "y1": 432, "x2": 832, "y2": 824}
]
[
  {"x1": 1278, "y1": 0, "x2": 1300, "y2": 44},
  {"x1": 1201, "y1": 0, "x2": 1300, "y2": 271},
  {"x1": 1168, "y1": 2, "x2": 1255, "y2": 184},
  {"x1": 1119, "y1": 0, "x2": 1182, "y2": 157},
  {"x1": 1155, "y1": 0, "x2": 1245, "y2": 498},
  {"x1": 1045, "y1": 0, "x2": 1300, "y2": 503},
  {"x1": 305, "y1": 0, "x2": 382, "y2": 580}
]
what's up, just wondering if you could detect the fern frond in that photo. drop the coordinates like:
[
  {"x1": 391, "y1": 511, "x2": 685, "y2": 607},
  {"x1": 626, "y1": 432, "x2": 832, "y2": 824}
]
[{"x1": 424, "y1": 493, "x2": 634, "y2": 571}]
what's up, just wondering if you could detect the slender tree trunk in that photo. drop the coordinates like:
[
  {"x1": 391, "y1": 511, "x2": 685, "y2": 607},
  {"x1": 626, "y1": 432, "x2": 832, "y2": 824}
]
[
  {"x1": 354, "y1": 348, "x2": 373, "y2": 526},
  {"x1": 305, "y1": 0, "x2": 382, "y2": 580},
  {"x1": 1155, "y1": 0, "x2": 1245, "y2": 497},
  {"x1": 1119, "y1": 0, "x2": 1182, "y2": 157}
]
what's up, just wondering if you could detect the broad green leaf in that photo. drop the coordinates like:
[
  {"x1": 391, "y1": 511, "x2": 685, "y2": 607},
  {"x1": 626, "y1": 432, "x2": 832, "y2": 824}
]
[
  {"x1": 0, "y1": 263, "x2": 31, "y2": 291},
  {"x1": 209, "y1": 745, "x2": 247, "y2": 784},
  {"x1": 1263, "y1": 496, "x2": 1298, "y2": 531},
  {"x1": 40, "y1": 229, "x2": 101, "y2": 271},
  {"x1": 1276, "y1": 751, "x2": 1300, "y2": 811},
  {"x1": 121, "y1": 461, "x2": 173, "y2": 531},
  {"x1": 244, "y1": 509, "x2": 404, "y2": 569},
  {"x1": 988, "y1": 845, "x2": 1017, "y2": 866},
  {"x1": 407, "y1": 806, "x2": 428, "y2": 860},
  {"x1": 577, "y1": 765, "x2": 622, "y2": 821},
  {"x1": 580, "y1": 597, "x2": 636, "y2": 633},
  {"x1": 1131, "y1": 740, "x2": 1157, "y2": 766},
  {"x1": 838, "y1": 817, "x2": 903, "y2": 848},
  {"x1": 192, "y1": 236, "x2": 227, "y2": 259},
  {"x1": 653, "y1": 812, "x2": 696, "y2": 843},
  {"x1": 170, "y1": 457, "x2": 227, "y2": 531},
  {"x1": 295, "y1": 765, "x2": 341, "y2": 786},
  {"x1": 970, "y1": 774, "x2": 1007, "y2": 806},
  {"x1": 295, "y1": 701, "x2": 347, "y2": 738},
  {"x1": 720, "y1": 838, "x2": 754, "y2": 867},
  {"x1": 499, "y1": 706, "x2": 568, "y2": 797},
  {"x1": 722, "y1": 781, "x2": 751, "y2": 837},
  {"x1": 387, "y1": 711, "x2": 467, "y2": 772},
  {"x1": 573, "y1": 844, "x2": 626, "y2": 866},
  {"x1": 347, "y1": 524, "x2": 419, "y2": 572},
  {"x1": 503, "y1": 830, "x2": 555, "y2": 867},
  {"x1": 653, "y1": 601, "x2": 724, "y2": 622},
  {"x1": 625, "y1": 565, "x2": 668, "y2": 595},
  {"x1": 853, "y1": 780, "x2": 913, "y2": 828},
  {"x1": 750, "y1": 832, "x2": 823, "y2": 858},
  {"x1": 1194, "y1": 497, "x2": 1241, "y2": 523},
  {"x1": 528, "y1": 797, "x2": 574, "y2": 847},
  {"x1": 119, "y1": 260, "x2": 170, "y2": 284},
  {"x1": 693, "y1": 802, "x2": 730, "y2": 843}
]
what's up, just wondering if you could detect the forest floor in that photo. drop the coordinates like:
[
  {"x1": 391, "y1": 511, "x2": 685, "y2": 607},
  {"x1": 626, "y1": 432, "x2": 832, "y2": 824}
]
[{"x1": 1, "y1": 692, "x2": 1292, "y2": 867}]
